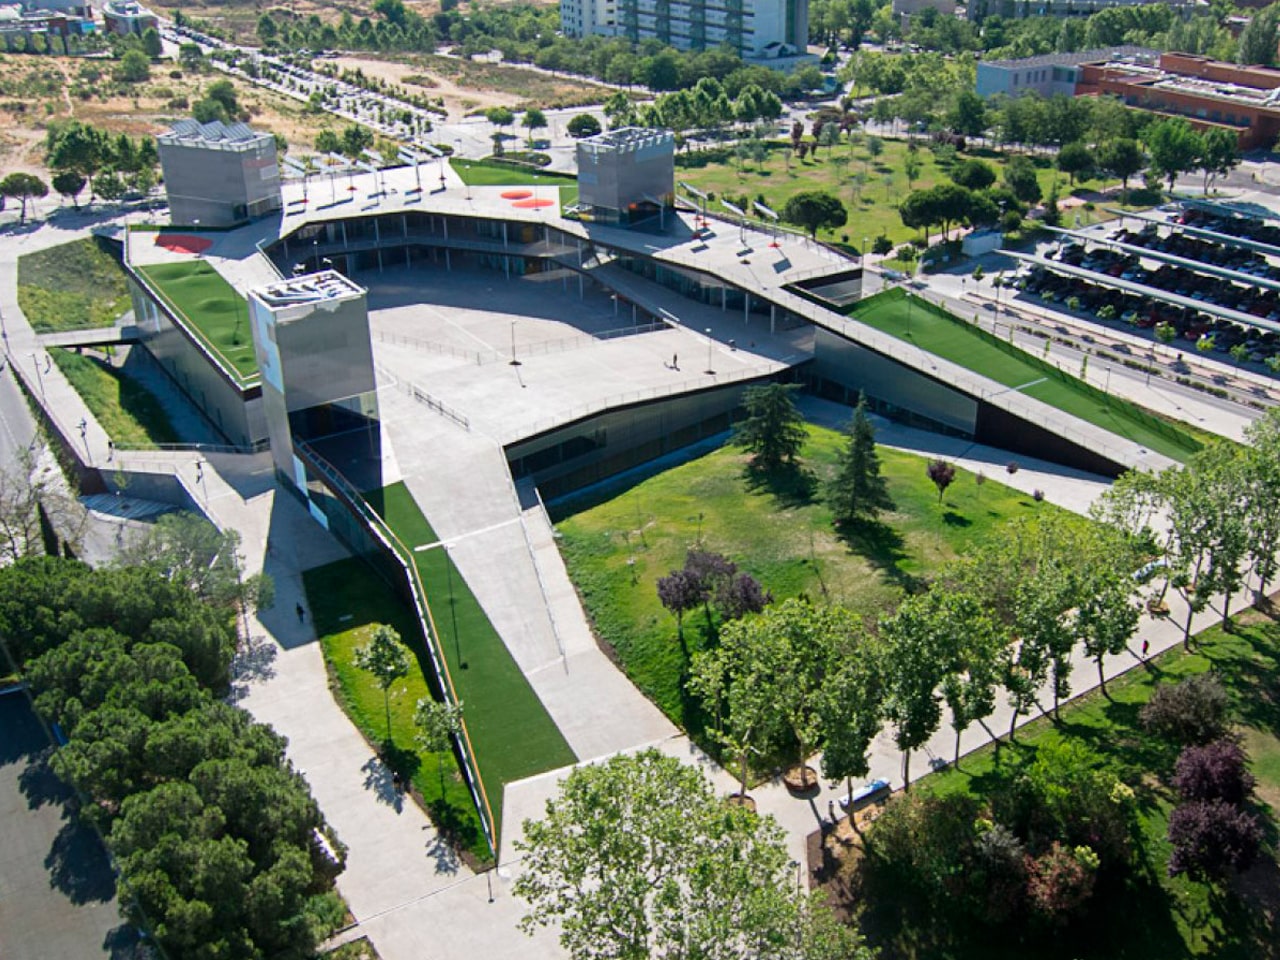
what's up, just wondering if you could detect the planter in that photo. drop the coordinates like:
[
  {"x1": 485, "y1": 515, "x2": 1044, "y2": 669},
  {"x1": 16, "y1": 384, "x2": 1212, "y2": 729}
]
[
  {"x1": 727, "y1": 793, "x2": 757, "y2": 813},
  {"x1": 783, "y1": 764, "x2": 820, "y2": 796}
]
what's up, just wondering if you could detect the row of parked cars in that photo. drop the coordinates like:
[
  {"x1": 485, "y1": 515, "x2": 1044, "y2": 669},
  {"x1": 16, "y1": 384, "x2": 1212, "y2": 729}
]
[
  {"x1": 1107, "y1": 224, "x2": 1280, "y2": 280},
  {"x1": 1177, "y1": 207, "x2": 1280, "y2": 251},
  {"x1": 1015, "y1": 263, "x2": 1280, "y2": 364}
]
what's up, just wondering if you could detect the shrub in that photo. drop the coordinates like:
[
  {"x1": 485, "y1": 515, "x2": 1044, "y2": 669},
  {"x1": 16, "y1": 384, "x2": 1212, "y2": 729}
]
[
  {"x1": 1140, "y1": 673, "x2": 1230, "y2": 745},
  {"x1": 1096, "y1": 304, "x2": 1117, "y2": 320},
  {"x1": 1006, "y1": 461, "x2": 1020, "y2": 474},
  {"x1": 873, "y1": 234, "x2": 894, "y2": 255},
  {"x1": 1025, "y1": 842, "x2": 1098, "y2": 926},
  {"x1": 1167, "y1": 799, "x2": 1262, "y2": 880},
  {"x1": 1173, "y1": 739, "x2": 1255, "y2": 805},
  {"x1": 1066, "y1": 296, "x2": 1081, "y2": 311},
  {"x1": 865, "y1": 791, "x2": 983, "y2": 910}
]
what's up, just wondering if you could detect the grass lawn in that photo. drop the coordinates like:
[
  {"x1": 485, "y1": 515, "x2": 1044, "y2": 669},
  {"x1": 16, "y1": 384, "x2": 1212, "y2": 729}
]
[
  {"x1": 677, "y1": 139, "x2": 1116, "y2": 248},
  {"x1": 135, "y1": 261, "x2": 258, "y2": 382},
  {"x1": 449, "y1": 158, "x2": 578, "y2": 207},
  {"x1": 304, "y1": 557, "x2": 491, "y2": 863},
  {"x1": 852, "y1": 289, "x2": 1202, "y2": 462},
  {"x1": 556, "y1": 425, "x2": 1068, "y2": 736},
  {"x1": 882, "y1": 606, "x2": 1280, "y2": 960},
  {"x1": 364, "y1": 482, "x2": 576, "y2": 836},
  {"x1": 49, "y1": 348, "x2": 179, "y2": 447},
  {"x1": 17, "y1": 237, "x2": 131, "y2": 333}
]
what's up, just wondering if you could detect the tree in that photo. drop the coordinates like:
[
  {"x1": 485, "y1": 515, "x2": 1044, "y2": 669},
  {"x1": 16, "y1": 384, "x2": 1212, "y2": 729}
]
[
  {"x1": 1074, "y1": 533, "x2": 1140, "y2": 693},
  {"x1": 1173, "y1": 739, "x2": 1256, "y2": 806},
  {"x1": 116, "y1": 48, "x2": 152, "y2": 83},
  {"x1": 567, "y1": 113, "x2": 602, "y2": 138},
  {"x1": 485, "y1": 106, "x2": 515, "y2": 143},
  {"x1": 1237, "y1": 2, "x2": 1280, "y2": 67},
  {"x1": 340, "y1": 123, "x2": 374, "y2": 161},
  {"x1": 1025, "y1": 842, "x2": 1098, "y2": 925},
  {"x1": 257, "y1": 12, "x2": 279, "y2": 45},
  {"x1": 142, "y1": 26, "x2": 162, "y2": 58},
  {"x1": 1197, "y1": 127, "x2": 1241, "y2": 194},
  {"x1": 1140, "y1": 674, "x2": 1231, "y2": 745},
  {"x1": 315, "y1": 128, "x2": 341, "y2": 155},
  {"x1": 1146, "y1": 117, "x2": 1202, "y2": 192},
  {"x1": 1097, "y1": 138, "x2": 1145, "y2": 201},
  {"x1": 206, "y1": 79, "x2": 240, "y2": 118},
  {"x1": 1155, "y1": 320, "x2": 1177, "y2": 345},
  {"x1": 879, "y1": 591, "x2": 949, "y2": 788},
  {"x1": 1167, "y1": 800, "x2": 1262, "y2": 880},
  {"x1": 818, "y1": 627, "x2": 883, "y2": 815},
  {"x1": 951, "y1": 158, "x2": 996, "y2": 191},
  {"x1": 903, "y1": 151, "x2": 922, "y2": 190},
  {"x1": 0, "y1": 172, "x2": 48, "y2": 223},
  {"x1": 1043, "y1": 184, "x2": 1062, "y2": 227},
  {"x1": 937, "y1": 592, "x2": 1003, "y2": 765},
  {"x1": 926, "y1": 458, "x2": 956, "y2": 503},
  {"x1": 514, "y1": 750, "x2": 873, "y2": 960},
  {"x1": 1242, "y1": 408, "x2": 1280, "y2": 600},
  {"x1": 781, "y1": 190, "x2": 847, "y2": 239},
  {"x1": 656, "y1": 568, "x2": 704, "y2": 640},
  {"x1": 354, "y1": 625, "x2": 411, "y2": 743},
  {"x1": 52, "y1": 169, "x2": 86, "y2": 208},
  {"x1": 522, "y1": 108, "x2": 548, "y2": 148},
  {"x1": 1003, "y1": 154, "x2": 1042, "y2": 205},
  {"x1": 734, "y1": 382, "x2": 806, "y2": 472},
  {"x1": 1056, "y1": 141, "x2": 1094, "y2": 186},
  {"x1": 948, "y1": 89, "x2": 987, "y2": 138},
  {"x1": 0, "y1": 448, "x2": 83, "y2": 563},
  {"x1": 413, "y1": 696, "x2": 463, "y2": 793},
  {"x1": 827, "y1": 393, "x2": 892, "y2": 527}
]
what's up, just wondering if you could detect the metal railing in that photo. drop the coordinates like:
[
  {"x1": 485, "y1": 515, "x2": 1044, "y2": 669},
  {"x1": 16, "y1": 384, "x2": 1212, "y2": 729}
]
[
  {"x1": 375, "y1": 331, "x2": 492, "y2": 365},
  {"x1": 295, "y1": 439, "x2": 498, "y2": 858},
  {"x1": 388, "y1": 378, "x2": 471, "y2": 431}
]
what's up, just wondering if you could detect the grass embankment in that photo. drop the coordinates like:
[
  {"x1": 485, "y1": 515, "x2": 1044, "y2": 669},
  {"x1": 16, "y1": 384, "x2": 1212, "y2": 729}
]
[
  {"x1": 851, "y1": 289, "x2": 1202, "y2": 462},
  {"x1": 557, "y1": 425, "x2": 1068, "y2": 734},
  {"x1": 677, "y1": 140, "x2": 1118, "y2": 248},
  {"x1": 17, "y1": 236, "x2": 131, "y2": 333},
  {"x1": 135, "y1": 261, "x2": 258, "y2": 381},
  {"x1": 49, "y1": 348, "x2": 178, "y2": 446},
  {"x1": 449, "y1": 157, "x2": 578, "y2": 207},
  {"x1": 310, "y1": 482, "x2": 575, "y2": 852},
  {"x1": 885, "y1": 610, "x2": 1280, "y2": 960}
]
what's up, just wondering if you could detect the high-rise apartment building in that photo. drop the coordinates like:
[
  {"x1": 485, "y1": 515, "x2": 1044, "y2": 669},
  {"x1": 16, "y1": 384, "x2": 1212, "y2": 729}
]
[{"x1": 562, "y1": 0, "x2": 808, "y2": 58}]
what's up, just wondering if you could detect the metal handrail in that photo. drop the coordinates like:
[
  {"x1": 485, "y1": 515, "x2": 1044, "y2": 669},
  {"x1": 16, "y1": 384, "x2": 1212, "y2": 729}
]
[{"x1": 295, "y1": 440, "x2": 498, "y2": 858}]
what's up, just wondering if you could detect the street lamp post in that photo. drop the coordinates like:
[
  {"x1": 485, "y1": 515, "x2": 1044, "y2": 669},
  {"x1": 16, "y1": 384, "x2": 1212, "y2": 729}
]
[
  {"x1": 30, "y1": 352, "x2": 44, "y2": 395},
  {"x1": 705, "y1": 328, "x2": 714, "y2": 375},
  {"x1": 509, "y1": 319, "x2": 521, "y2": 366}
]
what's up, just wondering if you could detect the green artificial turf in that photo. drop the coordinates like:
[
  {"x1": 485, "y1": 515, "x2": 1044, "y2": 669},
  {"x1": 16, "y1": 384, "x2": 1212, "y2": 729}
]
[
  {"x1": 49, "y1": 348, "x2": 179, "y2": 447},
  {"x1": 17, "y1": 236, "x2": 131, "y2": 332},
  {"x1": 908, "y1": 608, "x2": 1280, "y2": 960},
  {"x1": 852, "y1": 289, "x2": 1202, "y2": 462},
  {"x1": 136, "y1": 260, "x2": 258, "y2": 381},
  {"x1": 304, "y1": 557, "x2": 491, "y2": 863},
  {"x1": 556, "y1": 426, "x2": 1071, "y2": 736},
  {"x1": 448, "y1": 157, "x2": 577, "y2": 207},
  {"x1": 365, "y1": 482, "x2": 576, "y2": 838}
]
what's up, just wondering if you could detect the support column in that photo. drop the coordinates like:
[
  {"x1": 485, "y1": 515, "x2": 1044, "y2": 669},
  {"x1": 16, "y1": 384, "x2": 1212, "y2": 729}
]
[
  {"x1": 446, "y1": 249, "x2": 451, "y2": 272},
  {"x1": 770, "y1": 304, "x2": 776, "y2": 334},
  {"x1": 743, "y1": 293, "x2": 749, "y2": 325},
  {"x1": 443, "y1": 218, "x2": 448, "y2": 240},
  {"x1": 405, "y1": 248, "x2": 410, "y2": 269},
  {"x1": 341, "y1": 221, "x2": 348, "y2": 246},
  {"x1": 505, "y1": 256, "x2": 510, "y2": 280},
  {"x1": 721, "y1": 287, "x2": 727, "y2": 311},
  {"x1": 503, "y1": 222, "x2": 508, "y2": 247}
]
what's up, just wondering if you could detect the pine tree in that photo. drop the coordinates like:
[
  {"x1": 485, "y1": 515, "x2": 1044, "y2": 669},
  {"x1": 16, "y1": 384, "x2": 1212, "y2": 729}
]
[{"x1": 828, "y1": 394, "x2": 891, "y2": 527}]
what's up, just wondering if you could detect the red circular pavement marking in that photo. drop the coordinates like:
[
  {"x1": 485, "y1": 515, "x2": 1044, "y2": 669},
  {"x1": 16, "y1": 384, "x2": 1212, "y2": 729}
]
[
  {"x1": 500, "y1": 189, "x2": 533, "y2": 199},
  {"x1": 512, "y1": 198, "x2": 554, "y2": 209},
  {"x1": 154, "y1": 234, "x2": 213, "y2": 255}
]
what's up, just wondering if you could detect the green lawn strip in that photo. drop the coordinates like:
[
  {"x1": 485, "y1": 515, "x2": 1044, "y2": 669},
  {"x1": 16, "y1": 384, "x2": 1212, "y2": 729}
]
[
  {"x1": 557, "y1": 425, "x2": 1067, "y2": 737},
  {"x1": 135, "y1": 261, "x2": 258, "y2": 381},
  {"x1": 303, "y1": 558, "x2": 491, "y2": 863},
  {"x1": 914, "y1": 611, "x2": 1280, "y2": 959},
  {"x1": 49, "y1": 348, "x2": 179, "y2": 446},
  {"x1": 368, "y1": 482, "x2": 576, "y2": 835},
  {"x1": 449, "y1": 157, "x2": 577, "y2": 187},
  {"x1": 17, "y1": 236, "x2": 131, "y2": 332},
  {"x1": 851, "y1": 289, "x2": 1201, "y2": 461}
]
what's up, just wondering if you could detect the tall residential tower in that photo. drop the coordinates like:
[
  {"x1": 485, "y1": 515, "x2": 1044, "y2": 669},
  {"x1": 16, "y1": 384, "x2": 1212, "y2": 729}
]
[{"x1": 561, "y1": 0, "x2": 808, "y2": 58}]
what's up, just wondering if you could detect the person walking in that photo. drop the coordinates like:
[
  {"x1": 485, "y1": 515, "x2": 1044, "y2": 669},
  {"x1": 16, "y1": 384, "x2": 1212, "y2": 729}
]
[
  {"x1": 1142, "y1": 638, "x2": 1150, "y2": 659},
  {"x1": 296, "y1": 602, "x2": 306, "y2": 624},
  {"x1": 672, "y1": 353, "x2": 678, "y2": 369}
]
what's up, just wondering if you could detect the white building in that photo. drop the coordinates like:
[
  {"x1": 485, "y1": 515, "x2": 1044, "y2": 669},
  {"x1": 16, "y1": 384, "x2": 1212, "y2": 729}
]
[{"x1": 562, "y1": 0, "x2": 808, "y2": 59}]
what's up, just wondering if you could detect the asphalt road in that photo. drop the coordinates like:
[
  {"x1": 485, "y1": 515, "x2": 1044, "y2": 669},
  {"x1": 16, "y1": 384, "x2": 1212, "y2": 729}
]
[{"x1": 0, "y1": 692, "x2": 136, "y2": 959}]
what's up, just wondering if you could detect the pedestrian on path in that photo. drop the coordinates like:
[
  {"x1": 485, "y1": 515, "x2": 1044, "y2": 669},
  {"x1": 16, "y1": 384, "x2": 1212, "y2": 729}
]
[
  {"x1": 296, "y1": 602, "x2": 306, "y2": 624},
  {"x1": 1142, "y1": 638, "x2": 1150, "y2": 659},
  {"x1": 828, "y1": 799, "x2": 836, "y2": 824},
  {"x1": 672, "y1": 353, "x2": 678, "y2": 369}
]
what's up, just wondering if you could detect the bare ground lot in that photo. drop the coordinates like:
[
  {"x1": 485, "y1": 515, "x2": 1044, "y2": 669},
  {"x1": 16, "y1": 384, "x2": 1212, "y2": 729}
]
[{"x1": 0, "y1": 55, "x2": 338, "y2": 177}]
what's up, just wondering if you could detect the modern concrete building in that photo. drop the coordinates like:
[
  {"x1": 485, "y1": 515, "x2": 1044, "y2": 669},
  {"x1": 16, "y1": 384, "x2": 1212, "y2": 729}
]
[
  {"x1": 574, "y1": 127, "x2": 675, "y2": 226},
  {"x1": 563, "y1": 0, "x2": 808, "y2": 58},
  {"x1": 100, "y1": 0, "x2": 156, "y2": 35},
  {"x1": 157, "y1": 120, "x2": 283, "y2": 229},
  {"x1": 247, "y1": 271, "x2": 379, "y2": 502},
  {"x1": 975, "y1": 46, "x2": 1156, "y2": 99}
]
